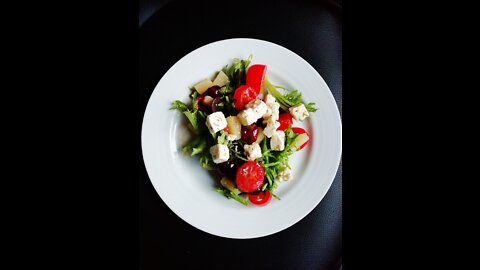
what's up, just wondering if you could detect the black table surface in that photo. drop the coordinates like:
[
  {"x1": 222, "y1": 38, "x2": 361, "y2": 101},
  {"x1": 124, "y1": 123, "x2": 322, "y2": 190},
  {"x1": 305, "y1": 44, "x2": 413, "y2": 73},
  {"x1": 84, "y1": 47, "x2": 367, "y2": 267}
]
[{"x1": 139, "y1": 0, "x2": 342, "y2": 269}]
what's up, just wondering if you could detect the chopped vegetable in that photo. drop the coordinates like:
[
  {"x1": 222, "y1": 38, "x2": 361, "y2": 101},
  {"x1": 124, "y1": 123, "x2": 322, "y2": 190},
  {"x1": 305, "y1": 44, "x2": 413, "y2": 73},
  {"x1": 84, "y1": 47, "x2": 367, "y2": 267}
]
[
  {"x1": 171, "y1": 56, "x2": 318, "y2": 206},
  {"x1": 291, "y1": 127, "x2": 310, "y2": 150},
  {"x1": 226, "y1": 116, "x2": 242, "y2": 139},
  {"x1": 194, "y1": 79, "x2": 214, "y2": 94},
  {"x1": 213, "y1": 70, "x2": 230, "y2": 87},
  {"x1": 246, "y1": 64, "x2": 266, "y2": 94}
]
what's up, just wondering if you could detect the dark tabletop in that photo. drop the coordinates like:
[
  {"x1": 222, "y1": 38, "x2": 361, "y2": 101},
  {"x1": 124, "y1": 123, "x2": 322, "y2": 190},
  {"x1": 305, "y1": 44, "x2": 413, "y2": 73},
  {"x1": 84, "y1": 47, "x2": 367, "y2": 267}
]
[{"x1": 139, "y1": 0, "x2": 342, "y2": 269}]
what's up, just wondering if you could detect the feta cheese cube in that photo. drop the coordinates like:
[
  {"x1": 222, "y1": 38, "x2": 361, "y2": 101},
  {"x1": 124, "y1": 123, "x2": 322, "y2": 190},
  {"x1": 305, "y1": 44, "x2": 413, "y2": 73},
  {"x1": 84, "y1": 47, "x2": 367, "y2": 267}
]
[
  {"x1": 263, "y1": 101, "x2": 280, "y2": 119},
  {"x1": 270, "y1": 104, "x2": 280, "y2": 122},
  {"x1": 237, "y1": 108, "x2": 258, "y2": 126},
  {"x1": 205, "y1": 111, "x2": 227, "y2": 133},
  {"x1": 210, "y1": 144, "x2": 229, "y2": 164},
  {"x1": 245, "y1": 99, "x2": 267, "y2": 119},
  {"x1": 244, "y1": 142, "x2": 262, "y2": 161},
  {"x1": 263, "y1": 94, "x2": 280, "y2": 121},
  {"x1": 264, "y1": 94, "x2": 276, "y2": 105},
  {"x1": 262, "y1": 117, "x2": 280, "y2": 138},
  {"x1": 289, "y1": 103, "x2": 309, "y2": 121},
  {"x1": 278, "y1": 167, "x2": 292, "y2": 181},
  {"x1": 270, "y1": 130, "x2": 285, "y2": 151}
]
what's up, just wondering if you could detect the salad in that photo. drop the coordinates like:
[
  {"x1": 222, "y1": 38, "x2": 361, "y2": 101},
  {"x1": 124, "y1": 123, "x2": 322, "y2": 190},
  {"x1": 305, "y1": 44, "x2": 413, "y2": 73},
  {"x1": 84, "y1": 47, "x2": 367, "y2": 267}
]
[{"x1": 170, "y1": 56, "x2": 318, "y2": 206}]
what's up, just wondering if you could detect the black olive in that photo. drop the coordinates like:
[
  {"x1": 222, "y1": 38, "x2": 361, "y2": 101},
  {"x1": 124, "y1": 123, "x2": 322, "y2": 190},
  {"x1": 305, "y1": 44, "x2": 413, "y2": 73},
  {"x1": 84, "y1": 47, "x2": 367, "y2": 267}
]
[{"x1": 206, "y1": 85, "x2": 221, "y2": 98}]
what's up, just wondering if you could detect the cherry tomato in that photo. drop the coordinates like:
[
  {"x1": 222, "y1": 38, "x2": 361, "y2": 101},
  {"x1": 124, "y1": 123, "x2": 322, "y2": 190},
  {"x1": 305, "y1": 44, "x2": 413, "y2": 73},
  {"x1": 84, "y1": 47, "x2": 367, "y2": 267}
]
[
  {"x1": 248, "y1": 190, "x2": 272, "y2": 206},
  {"x1": 292, "y1": 127, "x2": 310, "y2": 150},
  {"x1": 235, "y1": 161, "x2": 265, "y2": 193},
  {"x1": 277, "y1": 113, "x2": 293, "y2": 131},
  {"x1": 246, "y1": 64, "x2": 267, "y2": 94},
  {"x1": 233, "y1": 85, "x2": 257, "y2": 110}
]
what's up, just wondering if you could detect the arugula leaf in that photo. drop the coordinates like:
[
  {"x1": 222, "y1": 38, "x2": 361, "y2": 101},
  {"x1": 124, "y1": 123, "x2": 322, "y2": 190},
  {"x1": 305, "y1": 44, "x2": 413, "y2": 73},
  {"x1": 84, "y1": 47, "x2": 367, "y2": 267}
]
[
  {"x1": 217, "y1": 131, "x2": 228, "y2": 145},
  {"x1": 191, "y1": 141, "x2": 207, "y2": 156},
  {"x1": 220, "y1": 84, "x2": 234, "y2": 95},
  {"x1": 283, "y1": 89, "x2": 302, "y2": 105},
  {"x1": 215, "y1": 187, "x2": 248, "y2": 206},
  {"x1": 261, "y1": 182, "x2": 268, "y2": 191},
  {"x1": 271, "y1": 192, "x2": 281, "y2": 200},
  {"x1": 197, "y1": 110, "x2": 207, "y2": 122},
  {"x1": 183, "y1": 110, "x2": 199, "y2": 130},
  {"x1": 190, "y1": 90, "x2": 199, "y2": 109},
  {"x1": 305, "y1": 102, "x2": 319, "y2": 112},
  {"x1": 199, "y1": 154, "x2": 215, "y2": 170},
  {"x1": 170, "y1": 100, "x2": 189, "y2": 111},
  {"x1": 222, "y1": 56, "x2": 252, "y2": 89},
  {"x1": 182, "y1": 137, "x2": 208, "y2": 156},
  {"x1": 284, "y1": 126, "x2": 299, "y2": 152},
  {"x1": 181, "y1": 90, "x2": 210, "y2": 132},
  {"x1": 229, "y1": 141, "x2": 248, "y2": 161},
  {"x1": 264, "y1": 77, "x2": 319, "y2": 112},
  {"x1": 262, "y1": 161, "x2": 282, "y2": 168},
  {"x1": 171, "y1": 97, "x2": 203, "y2": 131}
]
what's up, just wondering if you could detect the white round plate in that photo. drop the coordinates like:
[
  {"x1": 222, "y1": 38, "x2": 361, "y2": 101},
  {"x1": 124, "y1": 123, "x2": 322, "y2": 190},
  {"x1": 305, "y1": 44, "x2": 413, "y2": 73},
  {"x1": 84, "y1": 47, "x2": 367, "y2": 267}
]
[{"x1": 141, "y1": 38, "x2": 342, "y2": 239}]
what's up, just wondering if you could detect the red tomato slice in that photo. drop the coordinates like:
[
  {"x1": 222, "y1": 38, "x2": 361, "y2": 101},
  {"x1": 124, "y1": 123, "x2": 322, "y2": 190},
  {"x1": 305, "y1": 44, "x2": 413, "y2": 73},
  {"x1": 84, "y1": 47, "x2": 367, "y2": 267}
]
[
  {"x1": 248, "y1": 190, "x2": 272, "y2": 206},
  {"x1": 233, "y1": 85, "x2": 257, "y2": 110},
  {"x1": 277, "y1": 113, "x2": 293, "y2": 131},
  {"x1": 246, "y1": 64, "x2": 267, "y2": 94},
  {"x1": 235, "y1": 161, "x2": 265, "y2": 193},
  {"x1": 292, "y1": 127, "x2": 310, "y2": 150}
]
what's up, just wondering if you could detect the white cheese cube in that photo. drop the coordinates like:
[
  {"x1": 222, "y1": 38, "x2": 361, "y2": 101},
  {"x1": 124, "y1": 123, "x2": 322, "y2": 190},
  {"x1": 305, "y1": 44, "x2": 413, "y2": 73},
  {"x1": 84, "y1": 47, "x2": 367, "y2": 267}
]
[
  {"x1": 210, "y1": 144, "x2": 229, "y2": 164},
  {"x1": 270, "y1": 104, "x2": 280, "y2": 122},
  {"x1": 205, "y1": 111, "x2": 227, "y2": 133},
  {"x1": 244, "y1": 142, "x2": 262, "y2": 161},
  {"x1": 237, "y1": 108, "x2": 258, "y2": 126},
  {"x1": 245, "y1": 99, "x2": 268, "y2": 119},
  {"x1": 263, "y1": 99, "x2": 280, "y2": 121},
  {"x1": 264, "y1": 94, "x2": 276, "y2": 105},
  {"x1": 270, "y1": 130, "x2": 285, "y2": 151},
  {"x1": 262, "y1": 118, "x2": 280, "y2": 138},
  {"x1": 263, "y1": 101, "x2": 280, "y2": 119},
  {"x1": 289, "y1": 103, "x2": 309, "y2": 121},
  {"x1": 278, "y1": 167, "x2": 292, "y2": 181}
]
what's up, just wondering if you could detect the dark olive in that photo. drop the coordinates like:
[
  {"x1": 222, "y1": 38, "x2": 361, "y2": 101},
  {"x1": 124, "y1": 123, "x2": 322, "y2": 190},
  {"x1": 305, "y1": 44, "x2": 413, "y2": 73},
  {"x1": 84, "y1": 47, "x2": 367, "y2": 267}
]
[
  {"x1": 241, "y1": 124, "x2": 259, "y2": 144},
  {"x1": 206, "y1": 85, "x2": 221, "y2": 98},
  {"x1": 217, "y1": 159, "x2": 241, "y2": 179},
  {"x1": 211, "y1": 96, "x2": 224, "y2": 112}
]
